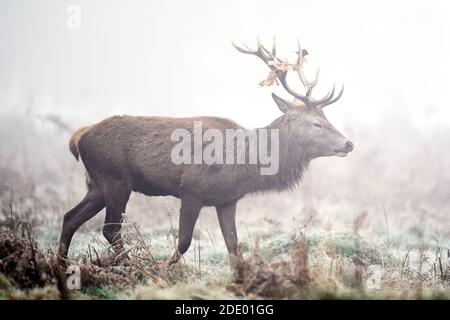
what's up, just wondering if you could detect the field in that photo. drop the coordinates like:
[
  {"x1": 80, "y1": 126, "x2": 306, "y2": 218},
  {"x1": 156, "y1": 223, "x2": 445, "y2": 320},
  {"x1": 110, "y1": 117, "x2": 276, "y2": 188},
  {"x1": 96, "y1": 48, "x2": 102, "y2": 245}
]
[
  {"x1": 1, "y1": 196, "x2": 450, "y2": 300},
  {"x1": 1, "y1": 110, "x2": 449, "y2": 300}
]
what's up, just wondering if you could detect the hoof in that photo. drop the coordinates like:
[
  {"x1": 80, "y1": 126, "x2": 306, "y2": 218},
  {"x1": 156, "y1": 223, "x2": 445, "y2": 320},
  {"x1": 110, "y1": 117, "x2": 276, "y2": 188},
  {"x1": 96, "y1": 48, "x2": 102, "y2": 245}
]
[{"x1": 167, "y1": 250, "x2": 182, "y2": 267}]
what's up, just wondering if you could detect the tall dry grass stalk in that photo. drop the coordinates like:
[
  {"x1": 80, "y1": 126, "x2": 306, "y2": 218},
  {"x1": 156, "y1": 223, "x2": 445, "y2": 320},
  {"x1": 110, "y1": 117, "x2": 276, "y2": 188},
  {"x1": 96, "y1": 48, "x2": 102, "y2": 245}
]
[{"x1": 352, "y1": 211, "x2": 368, "y2": 294}]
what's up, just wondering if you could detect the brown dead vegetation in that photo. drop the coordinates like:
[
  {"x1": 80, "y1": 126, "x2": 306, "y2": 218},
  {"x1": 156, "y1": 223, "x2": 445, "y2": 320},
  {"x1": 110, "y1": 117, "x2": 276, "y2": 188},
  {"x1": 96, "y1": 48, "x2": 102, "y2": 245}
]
[
  {"x1": 229, "y1": 234, "x2": 314, "y2": 299},
  {"x1": 0, "y1": 230, "x2": 53, "y2": 289}
]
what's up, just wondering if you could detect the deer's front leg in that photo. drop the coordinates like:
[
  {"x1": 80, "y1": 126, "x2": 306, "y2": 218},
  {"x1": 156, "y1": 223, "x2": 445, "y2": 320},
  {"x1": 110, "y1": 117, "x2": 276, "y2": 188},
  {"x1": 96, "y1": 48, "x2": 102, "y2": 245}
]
[
  {"x1": 216, "y1": 201, "x2": 238, "y2": 258},
  {"x1": 168, "y1": 195, "x2": 202, "y2": 265}
]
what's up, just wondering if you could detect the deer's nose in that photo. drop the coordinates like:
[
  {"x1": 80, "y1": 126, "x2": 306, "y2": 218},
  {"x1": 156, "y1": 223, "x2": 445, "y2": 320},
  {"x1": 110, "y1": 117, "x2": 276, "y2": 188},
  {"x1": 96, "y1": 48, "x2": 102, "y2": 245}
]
[{"x1": 345, "y1": 141, "x2": 354, "y2": 152}]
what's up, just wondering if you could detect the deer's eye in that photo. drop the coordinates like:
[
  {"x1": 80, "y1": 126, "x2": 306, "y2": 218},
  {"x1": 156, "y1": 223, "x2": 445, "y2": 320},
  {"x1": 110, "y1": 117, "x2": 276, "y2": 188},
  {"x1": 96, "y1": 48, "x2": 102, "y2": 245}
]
[{"x1": 313, "y1": 123, "x2": 322, "y2": 128}]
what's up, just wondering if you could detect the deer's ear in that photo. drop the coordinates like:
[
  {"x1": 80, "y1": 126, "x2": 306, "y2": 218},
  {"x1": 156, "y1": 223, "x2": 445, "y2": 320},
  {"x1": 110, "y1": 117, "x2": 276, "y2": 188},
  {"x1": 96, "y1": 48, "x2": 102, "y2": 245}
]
[{"x1": 271, "y1": 93, "x2": 296, "y2": 114}]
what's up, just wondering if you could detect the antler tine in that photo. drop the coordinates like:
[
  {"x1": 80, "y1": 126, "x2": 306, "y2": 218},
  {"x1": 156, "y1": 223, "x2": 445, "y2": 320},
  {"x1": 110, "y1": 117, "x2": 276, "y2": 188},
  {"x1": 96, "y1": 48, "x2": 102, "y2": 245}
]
[
  {"x1": 296, "y1": 39, "x2": 306, "y2": 87},
  {"x1": 307, "y1": 84, "x2": 335, "y2": 107},
  {"x1": 319, "y1": 85, "x2": 344, "y2": 108},
  {"x1": 257, "y1": 36, "x2": 276, "y2": 60},
  {"x1": 272, "y1": 35, "x2": 276, "y2": 56},
  {"x1": 324, "y1": 83, "x2": 336, "y2": 101},
  {"x1": 231, "y1": 38, "x2": 272, "y2": 65},
  {"x1": 231, "y1": 41, "x2": 255, "y2": 54},
  {"x1": 296, "y1": 39, "x2": 320, "y2": 98},
  {"x1": 256, "y1": 35, "x2": 262, "y2": 50},
  {"x1": 254, "y1": 36, "x2": 297, "y2": 64},
  {"x1": 307, "y1": 67, "x2": 320, "y2": 97},
  {"x1": 258, "y1": 36, "x2": 290, "y2": 65},
  {"x1": 258, "y1": 38, "x2": 275, "y2": 59},
  {"x1": 277, "y1": 71, "x2": 310, "y2": 104}
]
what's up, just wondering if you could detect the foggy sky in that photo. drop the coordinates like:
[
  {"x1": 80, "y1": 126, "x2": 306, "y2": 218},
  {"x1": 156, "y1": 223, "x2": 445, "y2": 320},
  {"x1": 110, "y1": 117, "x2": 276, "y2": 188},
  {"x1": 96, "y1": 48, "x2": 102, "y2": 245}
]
[{"x1": 0, "y1": 0, "x2": 449, "y2": 130}]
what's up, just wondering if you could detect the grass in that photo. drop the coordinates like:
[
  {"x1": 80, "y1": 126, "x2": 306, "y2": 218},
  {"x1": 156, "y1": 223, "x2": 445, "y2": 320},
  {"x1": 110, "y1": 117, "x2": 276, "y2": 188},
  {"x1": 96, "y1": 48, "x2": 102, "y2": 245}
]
[
  {"x1": 1, "y1": 218, "x2": 450, "y2": 300},
  {"x1": 1, "y1": 190, "x2": 450, "y2": 300}
]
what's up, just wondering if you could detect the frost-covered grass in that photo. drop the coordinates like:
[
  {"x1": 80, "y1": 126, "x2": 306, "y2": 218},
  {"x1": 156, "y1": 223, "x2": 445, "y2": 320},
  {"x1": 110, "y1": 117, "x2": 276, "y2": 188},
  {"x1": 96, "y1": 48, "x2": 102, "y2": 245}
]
[
  {"x1": 2, "y1": 164, "x2": 450, "y2": 300},
  {"x1": 2, "y1": 214, "x2": 448, "y2": 300}
]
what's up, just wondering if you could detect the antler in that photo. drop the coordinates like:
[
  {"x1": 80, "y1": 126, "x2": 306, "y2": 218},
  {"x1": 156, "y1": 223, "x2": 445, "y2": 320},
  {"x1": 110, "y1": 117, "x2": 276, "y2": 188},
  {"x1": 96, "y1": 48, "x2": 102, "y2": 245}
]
[
  {"x1": 294, "y1": 39, "x2": 319, "y2": 98},
  {"x1": 232, "y1": 37, "x2": 344, "y2": 108}
]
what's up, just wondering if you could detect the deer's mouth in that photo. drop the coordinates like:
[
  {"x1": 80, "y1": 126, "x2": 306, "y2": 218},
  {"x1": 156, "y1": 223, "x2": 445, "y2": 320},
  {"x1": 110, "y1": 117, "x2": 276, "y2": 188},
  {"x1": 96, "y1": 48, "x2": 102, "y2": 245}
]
[{"x1": 333, "y1": 148, "x2": 349, "y2": 157}]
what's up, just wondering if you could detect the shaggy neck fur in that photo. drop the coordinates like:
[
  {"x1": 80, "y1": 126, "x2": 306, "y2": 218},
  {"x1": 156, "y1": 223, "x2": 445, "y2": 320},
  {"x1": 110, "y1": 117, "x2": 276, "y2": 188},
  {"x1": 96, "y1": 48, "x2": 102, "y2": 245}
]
[{"x1": 244, "y1": 115, "x2": 311, "y2": 194}]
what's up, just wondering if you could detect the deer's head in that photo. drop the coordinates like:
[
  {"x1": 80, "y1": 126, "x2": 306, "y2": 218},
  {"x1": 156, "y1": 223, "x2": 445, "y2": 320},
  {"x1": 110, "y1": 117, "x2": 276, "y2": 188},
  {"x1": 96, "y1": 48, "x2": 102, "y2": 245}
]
[{"x1": 233, "y1": 38, "x2": 354, "y2": 159}]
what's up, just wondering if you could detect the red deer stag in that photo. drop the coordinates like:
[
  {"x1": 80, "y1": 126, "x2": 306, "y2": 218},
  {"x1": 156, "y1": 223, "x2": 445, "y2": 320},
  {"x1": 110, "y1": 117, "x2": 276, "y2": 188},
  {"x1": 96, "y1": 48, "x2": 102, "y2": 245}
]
[{"x1": 58, "y1": 38, "x2": 354, "y2": 264}]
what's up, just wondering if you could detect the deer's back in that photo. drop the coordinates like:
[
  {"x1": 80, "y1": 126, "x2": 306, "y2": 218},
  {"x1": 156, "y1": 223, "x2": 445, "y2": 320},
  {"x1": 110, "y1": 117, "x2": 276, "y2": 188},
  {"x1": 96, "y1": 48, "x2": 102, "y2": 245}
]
[{"x1": 77, "y1": 115, "x2": 248, "y2": 203}]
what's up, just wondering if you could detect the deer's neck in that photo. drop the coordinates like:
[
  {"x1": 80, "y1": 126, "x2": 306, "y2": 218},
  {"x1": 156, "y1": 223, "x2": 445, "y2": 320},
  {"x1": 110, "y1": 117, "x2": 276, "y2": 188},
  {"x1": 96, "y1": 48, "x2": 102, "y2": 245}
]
[{"x1": 245, "y1": 117, "x2": 311, "y2": 194}]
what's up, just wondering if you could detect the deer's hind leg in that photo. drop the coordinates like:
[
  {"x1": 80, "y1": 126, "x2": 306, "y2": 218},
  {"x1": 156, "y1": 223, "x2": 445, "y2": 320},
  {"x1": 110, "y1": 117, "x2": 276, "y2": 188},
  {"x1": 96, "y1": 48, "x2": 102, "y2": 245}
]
[
  {"x1": 101, "y1": 179, "x2": 132, "y2": 255},
  {"x1": 59, "y1": 183, "x2": 105, "y2": 259}
]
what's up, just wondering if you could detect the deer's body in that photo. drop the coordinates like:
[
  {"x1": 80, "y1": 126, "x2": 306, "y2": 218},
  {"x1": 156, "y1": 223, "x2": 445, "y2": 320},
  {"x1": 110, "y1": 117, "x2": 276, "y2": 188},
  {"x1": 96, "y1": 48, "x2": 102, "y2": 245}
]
[
  {"x1": 58, "y1": 39, "x2": 354, "y2": 263},
  {"x1": 76, "y1": 115, "x2": 307, "y2": 204}
]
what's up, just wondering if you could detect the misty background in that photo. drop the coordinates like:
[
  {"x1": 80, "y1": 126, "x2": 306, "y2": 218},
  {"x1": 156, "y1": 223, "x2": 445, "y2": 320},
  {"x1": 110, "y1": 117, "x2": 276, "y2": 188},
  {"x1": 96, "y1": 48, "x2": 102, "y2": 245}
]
[{"x1": 1, "y1": 0, "x2": 449, "y2": 246}]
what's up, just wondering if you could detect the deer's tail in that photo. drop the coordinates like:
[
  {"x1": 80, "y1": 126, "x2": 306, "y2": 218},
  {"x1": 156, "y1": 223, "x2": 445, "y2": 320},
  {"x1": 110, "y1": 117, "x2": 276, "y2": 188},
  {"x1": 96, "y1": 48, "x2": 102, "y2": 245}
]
[{"x1": 69, "y1": 126, "x2": 92, "y2": 161}]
